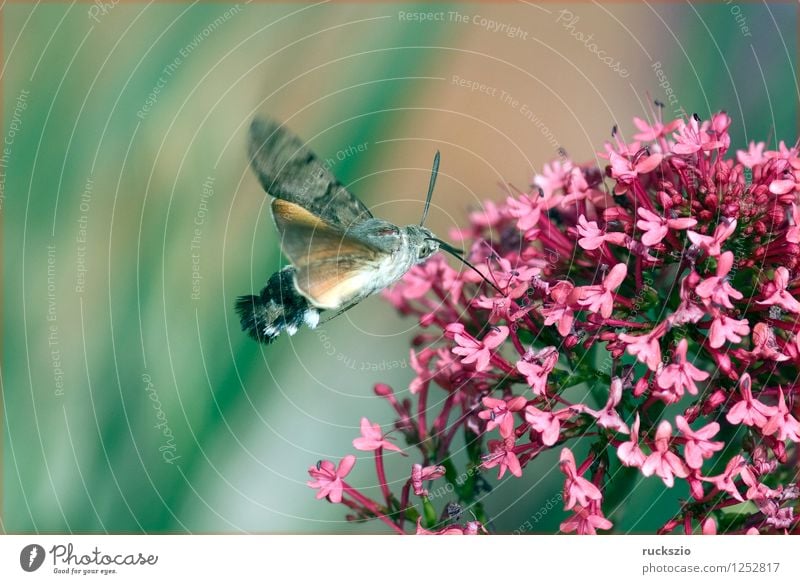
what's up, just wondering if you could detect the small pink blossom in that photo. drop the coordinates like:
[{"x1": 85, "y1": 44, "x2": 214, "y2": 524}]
[
  {"x1": 708, "y1": 312, "x2": 749, "y2": 349},
  {"x1": 307, "y1": 455, "x2": 356, "y2": 503},
  {"x1": 533, "y1": 159, "x2": 574, "y2": 199},
  {"x1": 619, "y1": 327, "x2": 664, "y2": 371},
  {"x1": 687, "y1": 218, "x2": 737, "y2": 257},
  {"x1": 447, "y1": 324, "x2": 508, "y2": 372},
  {"x1": 632, "y1": 115, "x2": 681, "y2": 142},
  {"x1": 560, "y1": 448, "x2": 603, "y2": 510},
  {"x1": 746, "y1": 323, "x2": 789, "y2": 362},
  {"x1": 641, "y1": 421, "x2": 689, "y2": 487},
  {"x1": 695, "y1": 251, "x2": 743, "y2": 309},
  {"x1": 636, "y1": 207, "x2": 697, "y2": 247},
  {"x1": 737, "y1": 141, "x2": 767, "y2": 167},
  {"x1": 478, "y1": 395, "x2": 527, "y2": 438},
  {"x1": 726, "y1": 373, "x2": 776, "y2": 429},
  {"x1": 701, "y1": 517, "x2": 717, "y2": 534},
  {"x1": 703, "y1": 455, "x2": 746, "y2": 502},
  {"x1": 353, "y1": 417, "x2": 404, "y2": 453},
  {"x1": 517, "y1": 346, "x2": 559, "y2": 396},
  {"x1": 609, "y1": 150, "x2": 663, "y2": 194},
  {"x1": 584, "y1": 377, "x2": 629, "y2": 433},
  {"x1": 617, "y1": 413, "x2": 646, "y2": 467},
  {"x1": 576, "y1": 263, "x2": 628, "y2": 318},
  {"x1": 506, "y1": 193, "x2": 541, "y2": 232},
  {"x1": 656, "y1": 338, "x2": 710, "y2": 399},
  {"x1": 415, "y1": 517, "x2": 485, "y2": 535},
  {"x1": 672, "y1": 116, "x2": 723, "y2": 155},
  {"x1": 675, "y1": 415, "x2": 724, "y2": 470},
  {"x1": 482, "y1": 436, "x2": 522, "y2": 479},
  {"x1": 757, "y1": 267, "x2": 800, "y2": 313},
  {"x1": 577, "y1": 215, "x2": 627, "y2": 250},
  {"x1": 524, "y1": 404, "x2": 572, "y2": 446},
  {"x1": 762, "y1": 388, "x2": 800, "y2": 442},
  {"x1": 411, "y1": 464, "x2": 446, "y2": 497},
  {"x1": 560, "y1": 504, "x2": 613, "y2": 535}
]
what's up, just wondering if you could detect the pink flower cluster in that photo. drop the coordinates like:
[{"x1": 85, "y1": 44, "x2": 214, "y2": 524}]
[{"x1": 308, "y1": 107, "x2": 800, "y2": 535}]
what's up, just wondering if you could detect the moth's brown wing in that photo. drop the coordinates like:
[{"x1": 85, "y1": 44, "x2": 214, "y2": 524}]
[
  {"x1": 271, "y1": 199, "x2": 381, "y2": 309},
  {"x1": 249, "y1": 118, "x2": 372, "y2": 229}
]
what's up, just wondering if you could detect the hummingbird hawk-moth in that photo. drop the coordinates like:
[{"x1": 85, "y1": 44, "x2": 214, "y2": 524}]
[{"x1": 236, "y1": 118, "x2": 491, "y2": 344}]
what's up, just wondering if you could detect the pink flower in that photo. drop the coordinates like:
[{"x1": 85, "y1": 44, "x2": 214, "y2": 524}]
[
  {"x1": 576, "y1": 215, "x2": 627, "y2": 250},
  {"x1": 695, "y1": 251, "x2": 743, "y2": 309},
  {"x1": 737, "y1": 141, "x2": 767, "y2": 167},
  {"x1": 632, "y1": 114, "x2": 681, "y2": 142},
  {"x1": 533, "y1": 159, "x2": 574, "y2": 200},
  {"x1": 584, "y1": 377, "x2": 629, "y2": 433},
  {"x1": 576, "y1": 263, "x2": 628, "y2": 318},
  {"x1": 542, "y1": 282, "x2": 577, "y2": 336},
  {"x1": 726, "y1": 373, "x2": 776, "y2": 429},
  {"x1": 701, "y1": 517, "x2": 717, "y2": 535},
  {"x1": 517, "y1": 346, "x2": 559, "y2": 395},
  {"x1": 307, "y1": 455, "x2": 356, "y2": 503},
  {"x1": 703, "y1": 455, "x2": 746, "y2": 502},
  {"x1": 636, "y1": 207, "x2": 697, "y2": 247},
  {"x1": 619, "y1": 327, "x2": 664, "y2": 371},
  {"x1": 409, "y1": 348, "x2": 434, "y2": 395},
  {"x1": 478, "y1": 395, "x2": 527, "y2": 438},
  {"x1": 656, "y1": 338, "x2": 710, "y2": 398},
  {"x1": 524, "y1": 404, "x2": 573, "y2": 446},
  {"x1": 482, "y1": 436, "x2": 522, "y2": 479},
  {"x1": 708, "y1": 312, "x2": 749, "y2": 349},
  {"x1": 641, "y1": 421, "x2": 689, "y2": 487},
  {"x1": 353, "y1": 417, "x2": 404, "y2": 453},
  {"x1": 506, "y1": 193, "x2": 541, "y2": 232},
  {"x1": 617, "y1": 413, "x2": 646, "y2": 467},
  {"x1": 675, "y1": 415, "x2": 724, "y2": 470},
  {"x1": 672, "y1": 116, "x2": 723, "y2": 155},
  {"x1": 560, "y1": 504, "x2": 613, "y2": 535},
  {"x1": 609, "y1": 150, "x2": 663, "y2": 194},
  {"x1": 447, "y1": 324, "x2": 508, "y2": 372},
  {"x1": 411, "y1": 464, "x2": 446, "y2": 497},
  {"x1": 746, "y1": 323, "x2": 790, "y2": 362},
  {"x1": 762, "y1": 388, "x2": 800, "y2": 442},
  {"x1": 687, "y1": 218, "x2": 737, "y2": 257},
  {"x1": 560, "y1": 448, "x2": 603, "y2": 510},
  {"x1": 757, "y1": 267, "x2": 800, "y2": 314}
]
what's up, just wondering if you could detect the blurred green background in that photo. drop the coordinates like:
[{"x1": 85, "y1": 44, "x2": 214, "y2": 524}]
[{"x1": 2, "y1": 1, "x2": 796, "y2": 533}]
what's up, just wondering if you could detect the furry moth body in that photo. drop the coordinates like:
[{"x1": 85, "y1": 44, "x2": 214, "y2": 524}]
[{"x1": 236, "y1": 119, "x2": 441, "y2": 344}]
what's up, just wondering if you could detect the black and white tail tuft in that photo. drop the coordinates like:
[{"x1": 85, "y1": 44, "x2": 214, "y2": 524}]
[{"x1": 235, "y1": 266, "x2": 320, "y2": 344}]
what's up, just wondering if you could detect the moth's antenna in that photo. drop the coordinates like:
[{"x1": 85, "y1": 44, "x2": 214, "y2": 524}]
[
  {"x1": 420, "y1": 150, "x2": 441, "y2": 226},
  {"x1": 427, "y1": 238, "x2": 503, "y2": 295}
]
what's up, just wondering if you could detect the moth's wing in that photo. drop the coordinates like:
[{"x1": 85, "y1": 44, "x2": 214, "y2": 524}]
[
  {"x1": 271, "y1": 199, "x2": 381, "y2": 310},
  {"x1": 249, "y1": 117, "x2": 372, "y2": 229}
]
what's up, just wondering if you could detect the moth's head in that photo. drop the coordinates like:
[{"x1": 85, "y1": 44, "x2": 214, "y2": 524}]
[{"x1": 405, "y1": 224, "x2": 440, "y2": 262}]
